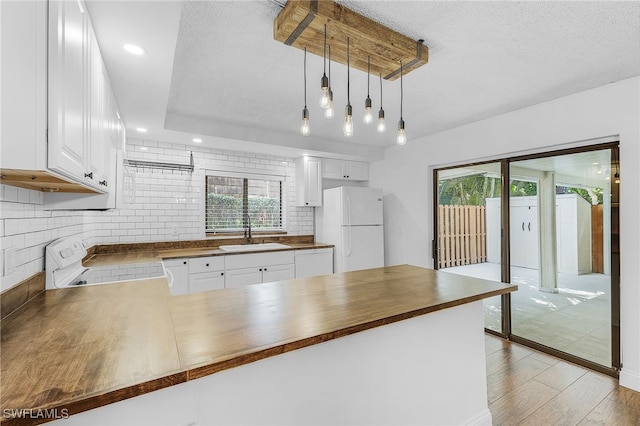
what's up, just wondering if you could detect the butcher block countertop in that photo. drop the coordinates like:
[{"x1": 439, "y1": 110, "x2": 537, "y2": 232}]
[
  {"x1": 0, "y1": 265, "x2": 516, "y2": 424},
  {"x1": 84, "y1": 242, "x2": 335, "y2": 267}
]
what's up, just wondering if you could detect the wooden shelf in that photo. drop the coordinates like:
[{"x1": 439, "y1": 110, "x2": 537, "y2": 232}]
[{"x1": 274, "y1": 0, "x2": 429, "y2": 81}]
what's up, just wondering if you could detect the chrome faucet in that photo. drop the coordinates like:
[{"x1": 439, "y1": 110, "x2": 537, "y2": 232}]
[{"x1": 244, "y1": 213, "x2": 253, "y2": 244}]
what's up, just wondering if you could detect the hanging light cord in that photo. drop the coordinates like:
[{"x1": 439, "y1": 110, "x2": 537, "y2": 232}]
[
  {"x1": 328, "y1": 45, "x2": 331, "y2": 85},
  {"x1": 400, "y1": 61, "x2": 403, "y2": 119},
  {"x1": 347, "y1": 38, "x2": 350, "y2": 105},
  {"x1": 367, "y1": 56, "x2": 370, "y2": 97},
  {"x1": 323, "y1": 24, "x2": 327, "y2": 75},
  {"x1": 304, "y1": 48, "x2": 307, "y2": 108},
  {"x1": 379, "y1": 73, "x2": 383, "y2": 108}
]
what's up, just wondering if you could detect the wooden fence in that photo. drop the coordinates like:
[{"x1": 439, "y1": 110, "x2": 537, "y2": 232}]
[{"x1": 438, "y1": 205, "x2": 486, "y2": 269}]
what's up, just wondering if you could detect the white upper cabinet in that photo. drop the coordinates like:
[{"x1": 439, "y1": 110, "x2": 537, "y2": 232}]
[
  {"x1": 0, "y1": 0, "x2": 122, "y2": 198},
  {"x1": 0, "y1": 1, "x2": 48, "y2": 171},
  {"x1": 295, "y1": 156, "x2": 322, "y2": 206},
  {"x1": 322, "y1": 159, "x2": 369, "y2": 181},
  {"x1": 48, "y1": 0, "x2": 90, "y2": 183}
]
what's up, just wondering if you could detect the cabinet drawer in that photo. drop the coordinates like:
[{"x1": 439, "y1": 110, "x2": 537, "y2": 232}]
[
  {"x1": 224, "y1": 251, "x2": 294, "y2": 270},
  {"x1": 189, "y1": 256, "x2": 225, "y2": 274}
]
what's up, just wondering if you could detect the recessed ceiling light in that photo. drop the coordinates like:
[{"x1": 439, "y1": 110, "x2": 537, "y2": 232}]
[
  {"x1": 123, "y1": 44, "x2": 146, "y2": 55},
  {"x1": 592, "y1": 162, "x2": 599, "y2": 165},
  {"x1": 136, "y1": 127, "x2": 147, "y2": 133},
  {"x1": 140, "y1": 147, "x2": 148, "y2": 151},
  {"x1": 193, "y1": 138, "x2": 202, "y2": 143}
]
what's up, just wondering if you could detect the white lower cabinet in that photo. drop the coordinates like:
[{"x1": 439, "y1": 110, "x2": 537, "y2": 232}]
[
  {"x1": 165, "y1": 249, "x2": 333, "y2": 294},
  {"x1": 263, "y1": 263, "x2": 296, "y2": 283},
  {"x1": 190, "y1": 271, "x2": 225, "y2": 293},
  {"x1": 225, "y1": 268, "x2": 265, "y2": 288},
  {"x1": 188, "y1": 256, "x2": 225, "y2": 293},
  {"x1": 163, "y1": 258, "x2": 189, "y2": 295},
  {"x1": 225, "y1": 264, "x2": 295, "y2": 288},
  {"x1": 225, "y1": 251, "x2": 295, "y2": 288}
]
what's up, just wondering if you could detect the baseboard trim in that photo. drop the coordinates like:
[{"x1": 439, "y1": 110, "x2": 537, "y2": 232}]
[
  {"x1": 461, "y1": 408, "x2": 492, "y2": 426},
  {"x1": 619, "y1": 368, "x2": 640, "y2": 392}
]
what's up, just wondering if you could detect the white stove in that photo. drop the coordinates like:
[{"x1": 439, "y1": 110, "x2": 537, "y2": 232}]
[{"x1": 45, "y1": 237, "x2": 166, "y2": 289}]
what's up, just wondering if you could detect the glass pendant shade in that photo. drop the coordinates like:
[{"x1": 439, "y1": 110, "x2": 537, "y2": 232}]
[
  {"x1": 301, "y1": 107, "x2": 310, "y2": 136},
  {"x1": 396, "y1": 119, "x2": 406, "y2": 145},
  {"x1": 363, "y1": 97, "x2": 373, "y2": 124},
  {"x1": 343, "y1": 104, "x2": 354, "y2": 136},
  {"x1": 325, "y1": 88, "x2": 334, "y2": 118},
  {"x1": 320, "y1": 75, "x2": 330, "y2": 108},
  {"x1": 377, "y1": 108, "x2": 386, "y2": 133}
]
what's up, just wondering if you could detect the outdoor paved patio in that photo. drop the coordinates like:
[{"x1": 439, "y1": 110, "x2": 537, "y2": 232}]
[{"x1": 443, "y1": 262, "x2": 611, "y2": 367}]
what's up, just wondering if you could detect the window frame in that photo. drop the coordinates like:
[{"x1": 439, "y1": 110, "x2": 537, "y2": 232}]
[{"x1": 204, "y1": 170, "x2": 285, "y2": 235}]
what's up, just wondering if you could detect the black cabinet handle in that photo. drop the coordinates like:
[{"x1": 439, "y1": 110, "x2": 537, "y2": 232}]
[
  {"x1": 528, "y1": 222, "x2": 531, "y2": 232},
  {"x1": 183, "y1": 261, "x2": 187, "y2": 265},
  {"x1": 221, "y1": 272, "x2": 224, "y2": 276},
  {"x1": 99, "y1": 180, "x2": 107, "y2": 186},
  {"x1": 84, "y1": 172, "x2": 93, "y2": 179},
  {"x1": 305, "y1": 202, "x2": 309, "y2": 205},
  {"x1": 264, "y1": 267, "x2": 267, "y2": 271},
  {"x1": 522, "y1": 222, "x2": 525, "y2": 231},
  {"x1": 206, "y1": 263, "x2": 209, "y2": 267}
]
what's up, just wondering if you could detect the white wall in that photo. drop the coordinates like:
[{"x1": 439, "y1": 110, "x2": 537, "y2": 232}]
[
  {"x1": 0, "y1": 141, "x2": 315, "y2": 291},
  {"x1": 369, "y1": 76, "x2": 640, "y2": 390}
]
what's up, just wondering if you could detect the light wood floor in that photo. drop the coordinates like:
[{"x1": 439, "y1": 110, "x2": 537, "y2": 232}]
[{"x1": 485, "y1": 334, "x2": 640, "y2": 425}]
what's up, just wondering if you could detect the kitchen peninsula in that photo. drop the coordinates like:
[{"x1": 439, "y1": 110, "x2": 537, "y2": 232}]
[{"x1": 1, "y1": 265, "x2": 516, "y2": 425}]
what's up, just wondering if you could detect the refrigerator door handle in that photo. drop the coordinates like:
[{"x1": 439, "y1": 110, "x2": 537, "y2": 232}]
[
  {"x1": 347, "y1": 226, "x2": 351, "y2": 257},
  {"x1": 346, "y1": 196, "x2": 351, "y2": 226}
]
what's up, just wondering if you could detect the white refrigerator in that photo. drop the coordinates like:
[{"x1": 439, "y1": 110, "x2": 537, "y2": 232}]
[{"x1": 317, "y1": 186, "x2": 384, "y2": 273}]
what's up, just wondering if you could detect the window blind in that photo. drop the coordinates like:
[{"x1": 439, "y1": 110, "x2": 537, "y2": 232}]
[{"x1": 205, "y1": 175, "x2": 282, "y2": 232}]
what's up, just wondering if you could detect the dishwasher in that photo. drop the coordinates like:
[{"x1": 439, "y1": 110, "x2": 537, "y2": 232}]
[{"x1": 293, "y1": 248, "x2": 334, "y2": 278}]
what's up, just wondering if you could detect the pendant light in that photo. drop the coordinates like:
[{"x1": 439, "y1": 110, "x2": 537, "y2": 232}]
[
  {"x1": 325, "y1": 45, "x2": 334, "y2": 119},
  {"x1": 396, "y1": 61, "x2": 407, "y2": 145},
  {"x1": 319, "y1": 24, "x2": 330, "y2": 108},
  {"x1": 300, "y1": 48, "x2": 310, "y2": 136},
  {"x1": 363, "y1": 56, "x2": 373, "y2": 124},
  {"x1": 343, "y1": 37, "x2": 354, "y2": 137},
  {"x1": 377, "y1": 73, "x2": 385, "y2": 133}
]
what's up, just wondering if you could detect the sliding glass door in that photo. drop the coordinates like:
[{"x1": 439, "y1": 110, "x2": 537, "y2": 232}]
[
  {"x1": 435, "y1": 162, "x2": 503, "y2": 333},
  {"x1": 434, "y1": 143, "x2": 620, "y2": 373},
  {"x1": 509, "y1": 148, "x2": 616, "y2": 369}
]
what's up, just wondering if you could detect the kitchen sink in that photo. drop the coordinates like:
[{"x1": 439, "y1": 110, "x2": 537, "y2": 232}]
[{"x1": 218, "y1": 243, "x2": 291, "y2": 252}]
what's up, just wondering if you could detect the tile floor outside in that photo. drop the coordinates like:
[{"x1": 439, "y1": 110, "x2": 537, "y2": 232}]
[{"x1": 445, "y1": 262, "x2": 611, "y2": 367}]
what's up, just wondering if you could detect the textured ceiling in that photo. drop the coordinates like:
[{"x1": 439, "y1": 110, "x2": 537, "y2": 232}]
[{"x1": 88, "y1": 1, "x2": 640, "y2": 159}]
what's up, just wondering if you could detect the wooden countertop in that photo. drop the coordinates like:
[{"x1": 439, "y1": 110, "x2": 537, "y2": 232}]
[
  {"x1": 0, "y1": 265, "x2": 516, "y2": 424},
  {"x1": 84, "y1": 242, "x2": 335, "y2": 267}
]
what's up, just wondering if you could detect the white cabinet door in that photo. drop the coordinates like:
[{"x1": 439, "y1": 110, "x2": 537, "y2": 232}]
[
  {"x1": 48, "y1": 0, "x2": 89, "y2": 181},
  {"x1": 189, "y1": 271, "x2": 225, "y2": 293},
  {"x1": 295, "y1": 156, "x2": 322, "y2": 206},
  {"x1": 0, "y1": 1, "x2": 48, "y2": 171},
  {"x1": 164, "y1": 259, "x2": 189, "y2": 295},
  {"x1": 322, "y1": 159, "x2": 369, "y2": 181},
  {"x1": 345, "y1": 161, "x2": 368, "y2": 181},
  {"x1": 322, "y1": 158, "x2": 344, "y2": 179},
  {"x1": 295, "y1": 249, "x2": 334, "y2": 278},
  {"x1": 262, "y1": 263, "x2": 295, "y2": 283},
  {"x1": 225, "y1": 268, "x2": 263, "y2": 288},
  {"x1": 87, "y1": 25, "x2": 104, "y2": 182}
]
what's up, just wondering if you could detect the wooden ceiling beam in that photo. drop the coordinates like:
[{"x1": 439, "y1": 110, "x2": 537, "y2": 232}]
[{"x1": 274, "y1": 0, "x2": 428, "y2": 81}]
